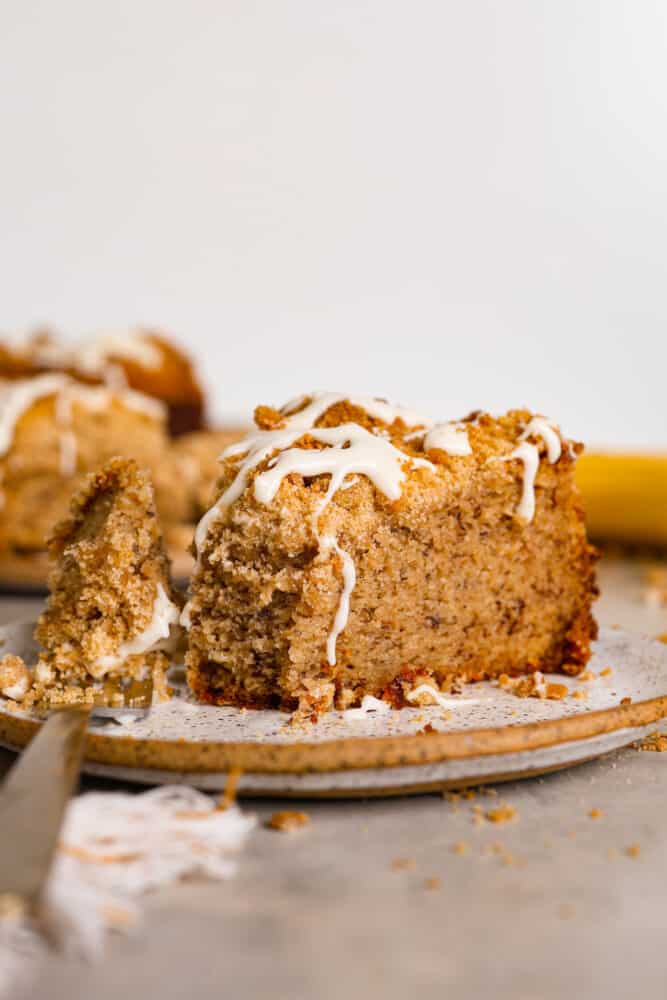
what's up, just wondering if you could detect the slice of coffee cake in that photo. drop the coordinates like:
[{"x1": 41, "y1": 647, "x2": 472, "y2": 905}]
[
  {"x1": 184, "y1": 393, "x2": 598, "y2": 715},
  {"x1": 31, "y1": 458, "x2": 182, "y2": 707}
]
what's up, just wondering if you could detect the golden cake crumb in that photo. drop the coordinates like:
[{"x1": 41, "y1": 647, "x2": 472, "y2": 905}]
[
  {"x1": 625, "y1": 843, "x2": 641, "y2": 859},
  {"x1": 498, "y1": 672, "x2": 568, "y2": 700},
  {"x1": 444, "y1": 787, "x2": 476, "y2": 803},
  {"x1": 391, "y1": 857, "x2": 417, "y2": 871},
  {"x1": 423, "y1": 877, "x2": 442, "y2": 891},
  {"x1": 637, "y1": 732, "x2": 667, "y2": 752},
  {"x1": 658, "y1": 633, "x2": 667, "y2": 645},
  {"x1": 589, "y1": 807, "x2": 604, "y2": 819},
  {"x1": 266, "y1": 810, "x2": 310, "y2": 832},
  {"x1": 0, "y1": 654, "x2": 30, "y2": 702},
  {"x1": 599, "y1": 667, "x2": 613, "y2": 677},
  {"x1": 451, "y1": 841, "x2": 469, "y2": 855},
  {"x1": 485, "y1": 804, "x2": 518, "y2": 824}
]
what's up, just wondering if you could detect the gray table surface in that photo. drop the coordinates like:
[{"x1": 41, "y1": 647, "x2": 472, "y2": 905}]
[{"x1": 5, "y1": 555, "x2": 667, "y2": 1000}]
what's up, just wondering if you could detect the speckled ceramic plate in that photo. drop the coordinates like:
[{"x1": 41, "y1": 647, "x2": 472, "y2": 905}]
[{"x1": 1, "y1": 623, "x2": 666, "y2": 797}]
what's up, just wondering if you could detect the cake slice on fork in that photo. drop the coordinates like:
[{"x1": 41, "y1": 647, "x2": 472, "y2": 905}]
[{"x1": 29, "y1": 458, "x2": 182, "y2": 708}]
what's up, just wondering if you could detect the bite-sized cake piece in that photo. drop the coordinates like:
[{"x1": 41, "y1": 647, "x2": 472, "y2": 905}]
[
  {"x1": 0, "y1": 374, "x2": 188, "y2": 558},
  {"x1": 0, "y1": 328, "x2": 206, "y2": 435},
  {"x1": 184, "y1": 393, "x2": 598, "y2": 715},
  {"x1": 170, "y1": 427, "x2": 250, "y2": 522},
  {"x1": 29, "y1": 458, "x2": 182, "y2": 707}
]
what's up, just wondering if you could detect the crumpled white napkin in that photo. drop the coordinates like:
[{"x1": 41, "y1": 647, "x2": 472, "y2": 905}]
[{"x1": 0, "y1": 785, "x2": 256, "y2": 997}]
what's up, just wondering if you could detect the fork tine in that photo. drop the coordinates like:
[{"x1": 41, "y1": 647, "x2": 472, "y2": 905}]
[{"x1": 89, "y1": 674, "x2": 154, "y2": 719}]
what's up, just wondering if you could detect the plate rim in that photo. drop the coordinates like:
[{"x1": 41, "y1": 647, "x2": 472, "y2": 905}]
[{"x1": 0, "y1": 625, "x2": 666, "y2": 775}]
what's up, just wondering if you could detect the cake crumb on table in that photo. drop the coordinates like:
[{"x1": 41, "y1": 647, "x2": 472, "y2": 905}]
[
  {"x1": 588, "y1": 807, "x2": 604, "y2": 819},
  {"x1": 266, "y1": 811, "x2": 310, "y2": 832},
  {"x1": 451, "y1": 841, "x2": 469, "y2": 855},
  {"x1": 485, "y1": 804, "x2": 517, "y2": 824},
  {"x1": 423, "y1": 877, "x2": 442, "y2": 891},
  {"x1": 391, "y1": 857, "x2": 417, "y2": 871},
  {"x1": 637, "y1": 732, "x2": 667, "y2": 752},
  {"x1": 625, "y1": 843, "x2": 641, "y2": 859}
]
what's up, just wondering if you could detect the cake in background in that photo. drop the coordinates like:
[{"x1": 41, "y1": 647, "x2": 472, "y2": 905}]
[
  {"x1": 0, "y1": 327, "x2": 205, "y2": 435},
  {"x1": 0, "y1": 327, "x2": 248, "y2": 584},
  {"x1": 184, "y1": 393, "x2": 598, "y2": 716},
  {"x1": 171, "y1": 427, "x2": 249, "y2": 523},
  {"x1": 0, "y1": 374, "x2": 188, "y2": 566}
]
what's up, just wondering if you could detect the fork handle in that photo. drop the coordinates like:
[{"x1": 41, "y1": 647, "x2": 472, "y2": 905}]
[{"x1": 0, "y1": 708, "x2": 90, "y2": 907}]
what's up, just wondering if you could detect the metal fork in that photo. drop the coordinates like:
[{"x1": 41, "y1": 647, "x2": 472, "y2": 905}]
[{"x1": 0, "y1": 675, "x2": 153, "y2": 924}]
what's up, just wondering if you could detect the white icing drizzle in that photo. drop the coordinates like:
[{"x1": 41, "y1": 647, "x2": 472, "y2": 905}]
[
  {"x1": 254, "y1": 424, "x2": 432, "y2": 506},
  {"x1": 505, "y1": 417, "x2": 563, "y2": 523},
  {"x1": 54, "y1": 390, "x2": 77, "y2": 477},
  {"x1": 194, "y1": 394, "x2": 433, "y2": 556},
  {"x1": 192, "y1": 393, "x2": 435, "y2": 664},
  {"x1": 406, "y1": 683, "x2": 478, "y2": 708},
  {"x1": 0, "y1": 374, "x2": 69, "y2": 456},
  {"x1": 90, "y1": 583, "x2": 181, "y2": 678},
  {"x1": 58, "y1": 429, "x2": 78, "y2": 477},
  {"x1": 28, "y1": 330, "x2": 163, "y2": 382},
  {"x1": 180, "y1": 601, "x2": 192, "y2": 630},
  {"x1": 279, "y1": 391, "x2": 432, "y2": 431},
  {"x1": 519, "y1": 417, "x2": 562, "y2": 463},
  {"x1": 423, "y1": 422, "x2": 472, "y2": 457},
  {"x1": 321, "y1": 535, "x2": 357, "y2": 665},
  {"x1": 344, "y1": 695, "x2": 391, "y2": 720},
  {"x1": 1, "y1": 675, "x2": 29, "y2": 702},
  {"x1": 507, "y1": 441, "x2": 540, "y2": 522},
  {"x1": 76, "y1": 331, "x2": 163, "y2": 376}
]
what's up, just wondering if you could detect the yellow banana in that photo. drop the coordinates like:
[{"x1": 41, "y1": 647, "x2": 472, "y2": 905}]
[{"x1": 576, "y1": 453, "x2": 667, "y2": 545}]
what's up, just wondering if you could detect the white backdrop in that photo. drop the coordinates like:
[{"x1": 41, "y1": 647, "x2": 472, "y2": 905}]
[{"x1": 0, "y1": 1, "x2": 665, "y2": 446}]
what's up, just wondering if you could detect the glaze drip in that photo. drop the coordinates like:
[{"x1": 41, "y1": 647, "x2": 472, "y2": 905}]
[
  {"x1": 91, "y1": 583, "x2": 181, "y2": 678},
  {"x1": 506, "y1": 417, "x2": 562, "y2": 522}
]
